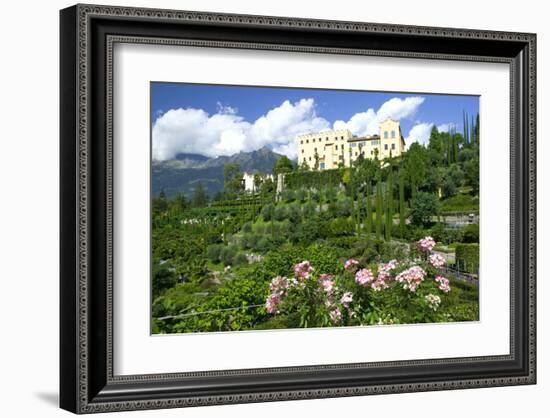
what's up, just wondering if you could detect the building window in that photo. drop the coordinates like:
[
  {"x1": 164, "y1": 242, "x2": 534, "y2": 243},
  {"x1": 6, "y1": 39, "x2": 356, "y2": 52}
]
[
  {"x1": 301, "y1": 149, "x2": 304, "y2": 153},
  {"x1": 312, "y1": 138, "x2": 315, "y2": 143},
  {"x1": 351, "y1": 143, "x2": 357, "y2": 147},
  {"x1": 392, "y1": 143, "x2": 396, "y2": 150},
  {"x1": 371, "y1": 150, "x2": 374, "y2": 155},
  {"x1": 384, "y1": 131, "x2": 388, "y2": 139},
  {"x1": 314, "y1": 148, "x2": 317, "y2": 152},
  {"x1": 326, "y1": 137, "x2": 329, "y2": 141},
  {"x1": 339, "y1": 155, "x2": 344, "y2": 160},
  {"x1": 391, "y1": 130, "x2": 396, "y2": 138},
  {"x1": 308, "y1": 156, "x2": 312, "y2": 161},
  {"x1": 341, "y1": 136, "x2": 344, "y2": 140},
  {"x1": 384, "y1": 144, "x2": 388, "y2": 150},
  {"x1": 320, "y1": 162, "x2": 325, "y2": 169},
  {"x1": 335, "y1": 145, "x2": 338, "y2": 150},
  {"x1": 306, "y1": 140, "x2": 309, "y2": 143},
  {"x1": 300, "y1": 140, "x2": 303, "y2": 144},
  {"x1": 355, "y1": 152, "x2": 358, "y2": 156},
  {"x1": 303, "y1": 158, "x2": 306, "y2": 163}
]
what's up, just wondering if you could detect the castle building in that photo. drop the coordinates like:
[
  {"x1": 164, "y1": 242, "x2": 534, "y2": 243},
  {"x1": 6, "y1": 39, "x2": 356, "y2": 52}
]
[{"x1": 296, "y1": 119, "x2": 406, "y2": 170}]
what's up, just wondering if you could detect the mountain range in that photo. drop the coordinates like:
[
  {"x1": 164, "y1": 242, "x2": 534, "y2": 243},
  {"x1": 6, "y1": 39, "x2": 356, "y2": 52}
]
[{"x1": 152, "y1": 147, "x2": 285, "y2": 198}]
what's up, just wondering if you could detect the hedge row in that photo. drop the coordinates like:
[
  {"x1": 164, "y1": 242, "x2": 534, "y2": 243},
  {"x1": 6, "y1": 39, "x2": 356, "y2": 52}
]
[{"x1": 455, "y1": 243, "x2": 479, "y2": 273}]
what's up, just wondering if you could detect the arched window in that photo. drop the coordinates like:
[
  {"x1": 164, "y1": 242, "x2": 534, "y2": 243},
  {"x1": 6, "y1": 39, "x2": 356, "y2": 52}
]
[
  {"x1": 384, "y1": 131, "x2": 388, "y2": 139},
  {"x1": 391, "y1": 130, "x2": 396, "y2": 138}
]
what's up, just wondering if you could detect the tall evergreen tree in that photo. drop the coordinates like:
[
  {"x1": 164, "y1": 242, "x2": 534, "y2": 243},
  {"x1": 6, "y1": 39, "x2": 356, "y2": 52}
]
[
  {"x1": 366, "y1": 182, "x2": 372, "y2": 240},
  {"x1": 193, "y1": 182, "x2": 208, "y2": 207},
  {"x1": 399, "y1": 171, "x2": 405, "y2": 237},
  {"x1": 385, "y1": 171, "x2": 393, "y2": 241},
  {"x1": 375, "y1": 179, "x2": 383, "y2": 240}
]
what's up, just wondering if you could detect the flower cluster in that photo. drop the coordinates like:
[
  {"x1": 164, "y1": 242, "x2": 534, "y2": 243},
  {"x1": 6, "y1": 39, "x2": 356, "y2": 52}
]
[
  {"x1": 270, "y1": 275, "x2": 289, "y2": 293},
  {"x1": 329, "y1": 308, "x2": 343, "y2": 324},
  {"x1": 340, "y1": 292, "x2": 353, "y2": 308},
  {"x1": 344, "y1": 258, "x2": 359, "y2": 271},
  {"x1": 265, "y1": 276, "x2": 289, "y2": 314},
  {"x1": 428, "y1": 253, "x2": 446, "y2": 268},
  {"x1": 395, "y1": 265, "x2": 426, "y2": 292},
  {"x1": 293, "y1": 260, "x2": 314, "y2": 280},
  {"x1": 371, "y1": 259, "x2": 397, "y2": 291},
  {"x1": 319, "y1": 274, "x2": 335, "y2": 295},
  {"x1": 355, "y1": 268, "x2": 374, "y2": 286},
  {"x1": 435, "y1": 275, "x2": 451, "y2": 293},
  {"x1": 417, "y1": 236, "x2": 436, "y2": 253},
  {"x1": 265, "y1": 292, "x2": 282, "y2": 314},
  {"x1": 425, "y1": 294, "x2": 442, "y2": 311}
]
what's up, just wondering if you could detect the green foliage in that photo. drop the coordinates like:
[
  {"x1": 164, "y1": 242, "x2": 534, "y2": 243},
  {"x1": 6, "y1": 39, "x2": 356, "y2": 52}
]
[
  {"x1": 328, "y1": 217, "x2": 354, "y2": 237},
  {"x1": 273, "y1": 156, "x2": 294, "y2": 175},
  {"x1": 440, "y1": 194, "x2": 479, "y2": 212},
  {"x1": 152, "y1": 261, "x2": 178, "y2": 298},
  {"x1": 192, "y1": 181, "x2": 208, "y2": 207},
  {"x1": 223, "y1": 163, "x2": 243, "y2": 195},
  {"x1": 409, "y1": 192, "x2": 439, "y2": 226},
  {"x1": 455, "y1": 243, "x2": 479, "y2": 273},
  {"x1": 461, "y1": 223, "x2": 479, "y2": 243}
]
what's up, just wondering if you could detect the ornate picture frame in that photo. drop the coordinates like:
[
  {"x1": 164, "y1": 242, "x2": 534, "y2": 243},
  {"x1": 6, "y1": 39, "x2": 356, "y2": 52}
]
[{"x1": 60, "y1": 4, "x2": 536, "y2": 414}]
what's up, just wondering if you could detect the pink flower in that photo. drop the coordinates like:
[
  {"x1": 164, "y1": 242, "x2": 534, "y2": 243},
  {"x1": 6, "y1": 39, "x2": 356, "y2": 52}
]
[
  {"x1": 329, "y1": 308, "x2": 342, "y2": 324},
  {"x1": 417, "y1": 236, "x2": 436, "y2": 253},
  {"x1": 371, "y1": 278, "x2": 389, "y2": 291},
  {"x1": 344, "y1": 258, "x2": 359, "y2": 271},
  {"x1": 374, "y1": 259, "x2": 396, "y2": 290},
  {"x1": 428, "y1": 253, "x2": 446, "y2": 268},
  {"x1": 265, "y1": 292, "x2": 282, "y2": 314},
  {"x1": 435, "y1": 275, "x2": 451, "y2": 293},
  {"x1": 319, "y1": 274, "x2": 335, "y2": 294},
  {"x1": 294, "y1": 260, "x2": 314, "y2": 280},
  {"x1": 355, "y1": 268, "x2": 374, "y2": 286},
  {"x1": 340, "y1": 292, "x2": 353, "y2": 308},
  {"x1": 269, "y1": 276, "x2": 289, "y2": 293},
  {"x1": 395, "y1": 265, "x2": 426, "y2": 292}
]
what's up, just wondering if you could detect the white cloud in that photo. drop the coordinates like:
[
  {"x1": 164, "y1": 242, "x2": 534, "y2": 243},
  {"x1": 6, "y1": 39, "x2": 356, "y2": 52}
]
[
  {"x1": 405, "y1": 121, "x2": 457, "y2": 148},
  {"x1": 152, "y1": 98, "x2": 330, "y2": 160},
  {"x1": 405, "y1": 122, "x2": 434, "y2": 147},
  {"x1": 436, "y1": 122, "x2": 456, "y2": 133},
  {"x1": 332, "y1": 96, "x2": 425, "y2": 136}
]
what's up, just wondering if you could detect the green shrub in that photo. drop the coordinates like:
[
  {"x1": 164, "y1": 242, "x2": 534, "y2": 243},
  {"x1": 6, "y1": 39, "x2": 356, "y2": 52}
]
[
  {"x1": 220, "y1": 245, "x2": 238, "y2": 266},
  {"x1": 233, "y1": 252, "x2": 249, "y2": 266},
  {"x1": 461, "y1": 223, "x2": 479, "y2": 243},
  {"x1": 328, "y1": 217, "x2": 354, "y2": 237},
  {"x1": 206, "y1": 244, "x2": 224, "y2": 263},
  {"x1": 273, "y1": 205, "x2": 287, "y2": 221},
  {"x1": 455, "y1": 243, "x2": 479, "y2": 273},
  {"x1": 261, "y1": 204, "x2": 274, "y2": 221},
  {"x1": 242, "y1": 221, "x2": 253, "y2": 233}
]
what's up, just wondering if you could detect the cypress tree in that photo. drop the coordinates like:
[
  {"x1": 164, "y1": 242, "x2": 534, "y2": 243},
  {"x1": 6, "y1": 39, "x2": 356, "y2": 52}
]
[
  {"x1": 385, "y1": 171, "x2": 393, "y2": 241},
  {"x1": 399, "y1": 172, "x2": 405, "y2": 238},
  {"x1": 376, "y1": 179, "x2": 383, "y2": 240},
  {"x1": 366, "y1": 182, "x2": 372, "y2": 240}
]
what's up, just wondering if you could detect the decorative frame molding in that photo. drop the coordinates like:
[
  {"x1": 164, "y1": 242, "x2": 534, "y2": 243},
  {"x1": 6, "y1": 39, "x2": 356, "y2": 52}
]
[{"x1": 60, "y1": 4, "x2": 536, "y2": 414}]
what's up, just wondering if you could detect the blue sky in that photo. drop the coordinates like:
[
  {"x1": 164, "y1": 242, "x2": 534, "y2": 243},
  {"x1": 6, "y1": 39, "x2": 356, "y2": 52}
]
[{"x1": 151, "y1": 82, "x2": 479, "y2": 161}]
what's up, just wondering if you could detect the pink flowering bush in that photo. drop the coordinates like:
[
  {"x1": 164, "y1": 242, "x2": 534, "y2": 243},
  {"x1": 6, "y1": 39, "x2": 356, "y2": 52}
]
[
  {"x1": 264, "y1": 236, "x2": 457, "y2": 328},
  {"x1": 428, "y1": 253, "x2": 446, "y2": 268},
  {"x1": 293, "y1": 260, "x2": 314, "y2": 280},
  {"x1": 344, "y1": 258, "x2": 359, "y2": 271},
  {"x1": 417, "y1": 236, "x2": 436, "y2": 253}
]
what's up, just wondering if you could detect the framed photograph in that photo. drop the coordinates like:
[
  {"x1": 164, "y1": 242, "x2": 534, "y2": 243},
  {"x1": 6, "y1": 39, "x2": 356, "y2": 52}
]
[{"x1": 60, "y1": 4, "x2": 536, "y2": 414}]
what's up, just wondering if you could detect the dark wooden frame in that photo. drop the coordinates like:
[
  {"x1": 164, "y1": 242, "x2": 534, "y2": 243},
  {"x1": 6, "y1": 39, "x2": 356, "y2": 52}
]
[{"x1": 60, "y1": 3, "x2": 536, "y2": 414}]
